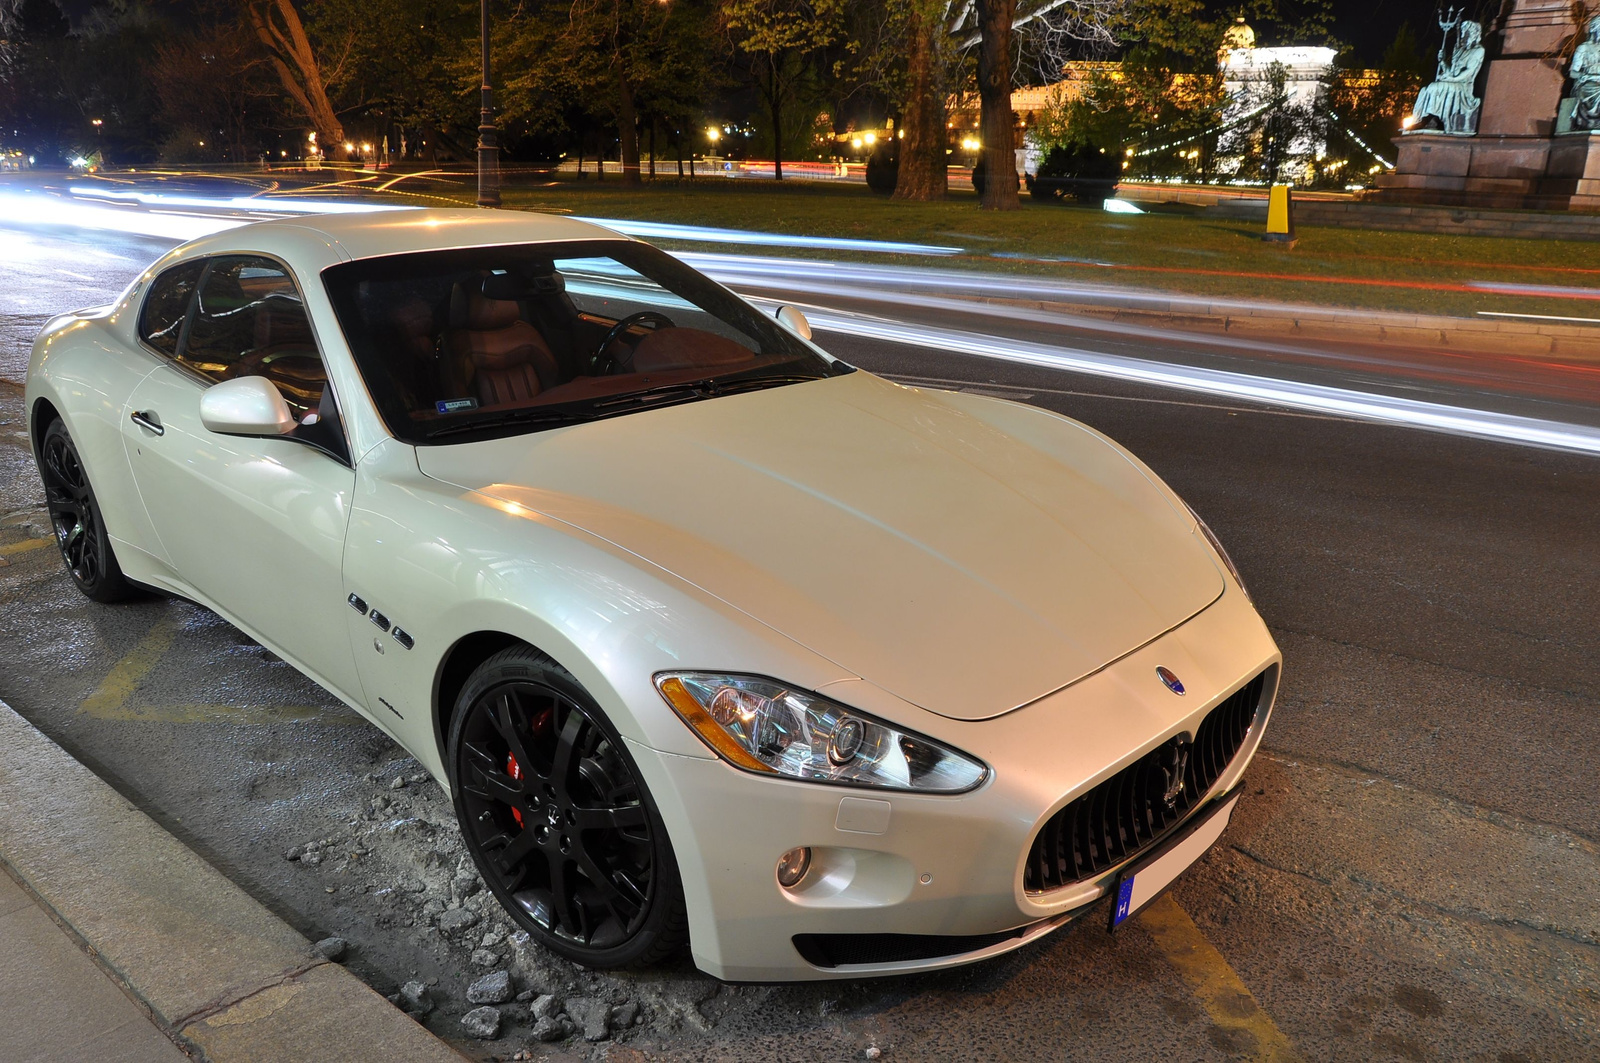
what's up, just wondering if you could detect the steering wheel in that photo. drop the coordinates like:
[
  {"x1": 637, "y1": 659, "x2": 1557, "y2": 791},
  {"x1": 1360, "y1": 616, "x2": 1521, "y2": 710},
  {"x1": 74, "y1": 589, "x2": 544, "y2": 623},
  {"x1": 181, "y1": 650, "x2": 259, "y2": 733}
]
[
  {"x1": 595, "y1": 311, "x2": 675, "y2": 374},
  {"x1": 223, "y1": 347, "x2": 324, "y2": 382}
]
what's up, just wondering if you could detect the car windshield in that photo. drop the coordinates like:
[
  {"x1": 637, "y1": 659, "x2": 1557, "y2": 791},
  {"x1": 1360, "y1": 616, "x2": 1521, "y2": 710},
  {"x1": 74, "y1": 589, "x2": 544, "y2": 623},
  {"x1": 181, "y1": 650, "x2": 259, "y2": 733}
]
[{"x1": 322, "y1": 239, "x2": 842, "y2": 444}]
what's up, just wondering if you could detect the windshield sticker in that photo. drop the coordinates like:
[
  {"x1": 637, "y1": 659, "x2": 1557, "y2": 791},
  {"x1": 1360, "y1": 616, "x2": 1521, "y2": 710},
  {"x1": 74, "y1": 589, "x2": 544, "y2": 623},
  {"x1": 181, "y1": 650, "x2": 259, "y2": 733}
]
[{"x1": 436, "y1": 398, "x2": 480, "y2": 414}]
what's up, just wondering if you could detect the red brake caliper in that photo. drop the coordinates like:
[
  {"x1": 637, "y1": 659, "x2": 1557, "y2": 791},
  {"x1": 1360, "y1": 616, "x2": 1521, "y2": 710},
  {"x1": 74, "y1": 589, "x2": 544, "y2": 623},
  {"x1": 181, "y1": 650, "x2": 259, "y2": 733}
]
[{"x1": 506, "y1": 753, "x2": 525, "y2": 828}]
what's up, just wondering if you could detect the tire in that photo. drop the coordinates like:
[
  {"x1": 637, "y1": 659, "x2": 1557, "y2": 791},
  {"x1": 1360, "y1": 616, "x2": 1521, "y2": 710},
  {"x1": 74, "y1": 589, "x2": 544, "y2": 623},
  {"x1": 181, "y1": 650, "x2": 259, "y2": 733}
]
[
  {"x1": 447, "y1": 646, "x2": 689, "y2": 968},
  {"x1": 37, "y1": 419, "x2": 135, "y2": 603}
]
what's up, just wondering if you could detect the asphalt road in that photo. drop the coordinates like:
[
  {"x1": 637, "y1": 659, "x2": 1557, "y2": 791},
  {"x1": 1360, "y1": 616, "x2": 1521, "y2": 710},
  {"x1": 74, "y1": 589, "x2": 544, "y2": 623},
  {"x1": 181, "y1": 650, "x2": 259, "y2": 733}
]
[{"x1": 1, "y1": 200, "x2": 1597, "y2": 1062}]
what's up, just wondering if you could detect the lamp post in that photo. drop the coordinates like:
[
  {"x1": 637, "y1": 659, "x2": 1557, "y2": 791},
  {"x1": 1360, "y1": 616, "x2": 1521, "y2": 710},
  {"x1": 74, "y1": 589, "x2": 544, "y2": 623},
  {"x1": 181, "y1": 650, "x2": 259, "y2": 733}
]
[{"x1": 477, "y1": 0, "x2": 501, "y2": 207}]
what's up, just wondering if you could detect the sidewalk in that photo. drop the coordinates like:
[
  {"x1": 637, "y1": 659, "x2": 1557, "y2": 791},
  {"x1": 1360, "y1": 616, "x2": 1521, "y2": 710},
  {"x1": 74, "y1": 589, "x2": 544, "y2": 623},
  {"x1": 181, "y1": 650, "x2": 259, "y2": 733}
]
[
  {"x1": 0, "y1": 866, "x2": 187, "y2": 1063},
  {"x1": 0, "y1": 699, "x2": 466, "y2": 1063}
]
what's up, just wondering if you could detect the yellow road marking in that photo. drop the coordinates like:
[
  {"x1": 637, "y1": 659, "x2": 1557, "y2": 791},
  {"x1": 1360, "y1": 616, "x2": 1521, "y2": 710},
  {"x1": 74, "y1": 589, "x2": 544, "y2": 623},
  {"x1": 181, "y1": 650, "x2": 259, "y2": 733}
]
[
  {"x1": 1141, "y1": 893, "x2": 1303, "y2": 1061},
  {"x1": 0, "y1": 537, "x2": 53, "y2": 558},
  {"x1": 79, "y1": 619, "x2": 177, "y2": 718},
  {"x1": 78, "y1": 617, "x2": 355, "y2": 724},
  {"x1": 99, "y1": 703, "x2": 362, "y2": 726}
]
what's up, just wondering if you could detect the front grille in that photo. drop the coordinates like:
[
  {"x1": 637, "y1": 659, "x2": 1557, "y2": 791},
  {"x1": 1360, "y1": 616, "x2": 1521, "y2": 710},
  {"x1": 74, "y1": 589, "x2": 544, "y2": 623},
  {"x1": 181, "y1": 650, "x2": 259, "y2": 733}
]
[
  {"x1": 793, "y1": 928, "x2": 1028, "y2": 969},
  {"x1": 1023, "y1": 669, "x2": 1269, "y2": 893}
]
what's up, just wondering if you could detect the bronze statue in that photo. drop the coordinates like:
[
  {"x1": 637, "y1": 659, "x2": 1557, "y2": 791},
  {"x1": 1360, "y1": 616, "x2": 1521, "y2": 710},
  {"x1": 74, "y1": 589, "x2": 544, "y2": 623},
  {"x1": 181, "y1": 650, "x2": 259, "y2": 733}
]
[
  {"x1": 1412, "y1": 11, "x2": 1485, "y2": 134},
  {"x1": 1571, "y1": 15, "x2": 1600, "y2": 131}
]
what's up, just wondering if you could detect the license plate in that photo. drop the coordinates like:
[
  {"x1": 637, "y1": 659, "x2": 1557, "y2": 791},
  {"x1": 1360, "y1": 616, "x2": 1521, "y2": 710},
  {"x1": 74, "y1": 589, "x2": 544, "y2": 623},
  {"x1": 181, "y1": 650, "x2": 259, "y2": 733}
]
[{"x1": 1108, "y1": 790, "x2": 1241, "y2": 931}]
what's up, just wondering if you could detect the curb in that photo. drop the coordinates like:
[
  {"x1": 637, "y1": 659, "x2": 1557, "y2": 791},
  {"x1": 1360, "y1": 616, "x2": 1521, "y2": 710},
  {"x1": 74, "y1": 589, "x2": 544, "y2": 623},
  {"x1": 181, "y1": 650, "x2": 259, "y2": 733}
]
[
  {"x1": 960, "y1": 292, "x2": 1600, "y2": 363},
  {"x1": 0, "y1": 699, "x2": 466, "y2": 1063}
]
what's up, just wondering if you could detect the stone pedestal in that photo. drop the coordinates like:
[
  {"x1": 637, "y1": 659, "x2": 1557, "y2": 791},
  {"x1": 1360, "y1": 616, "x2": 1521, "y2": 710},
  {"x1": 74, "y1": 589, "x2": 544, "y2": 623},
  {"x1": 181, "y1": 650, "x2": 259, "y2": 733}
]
[
  {"x1": 1375, "y1": 0, "x2": 1598, "y2": 212},
  {"x1": 1380, "y1": 132, "x2": 1600, "y2": 210},
  {"x1": 1481, "y1": 0, "x2": 1570, "y2": 136}
]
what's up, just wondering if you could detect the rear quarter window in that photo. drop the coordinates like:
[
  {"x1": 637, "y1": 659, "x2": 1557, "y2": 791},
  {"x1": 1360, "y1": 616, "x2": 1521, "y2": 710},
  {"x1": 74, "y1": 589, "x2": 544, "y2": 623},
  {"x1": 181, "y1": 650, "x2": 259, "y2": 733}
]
[{"x1": 138, "y1": 261, "x2": 205, "y2": 355}]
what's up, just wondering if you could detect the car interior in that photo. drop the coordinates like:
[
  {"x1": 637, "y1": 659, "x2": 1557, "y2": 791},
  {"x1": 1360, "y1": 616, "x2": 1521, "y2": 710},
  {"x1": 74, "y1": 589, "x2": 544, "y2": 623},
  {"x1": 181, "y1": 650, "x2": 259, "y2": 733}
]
[{"x1": 373, "y1": 261, "x2": 770, "y2": 421}]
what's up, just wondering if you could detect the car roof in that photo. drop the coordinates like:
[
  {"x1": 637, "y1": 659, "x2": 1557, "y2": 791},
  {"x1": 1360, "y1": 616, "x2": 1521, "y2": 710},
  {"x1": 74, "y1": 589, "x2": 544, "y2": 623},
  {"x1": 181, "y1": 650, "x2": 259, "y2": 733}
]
[{"x1": 178, "y1": 208, "x2": 631, "y2": 267}]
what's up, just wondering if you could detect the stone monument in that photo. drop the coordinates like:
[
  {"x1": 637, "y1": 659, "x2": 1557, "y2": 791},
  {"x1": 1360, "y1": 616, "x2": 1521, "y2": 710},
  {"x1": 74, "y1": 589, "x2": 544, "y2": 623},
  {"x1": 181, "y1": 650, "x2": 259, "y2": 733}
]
[
  {"x1": 1411, "y1": 14, "x2": 1486, "y2": 133},
  {"x1": 1376, "y1": 0, "x2": 1600, "y2": 211},
  {"x1": 1566, "y1": 15, "x2": 1600, "y2": 131}
]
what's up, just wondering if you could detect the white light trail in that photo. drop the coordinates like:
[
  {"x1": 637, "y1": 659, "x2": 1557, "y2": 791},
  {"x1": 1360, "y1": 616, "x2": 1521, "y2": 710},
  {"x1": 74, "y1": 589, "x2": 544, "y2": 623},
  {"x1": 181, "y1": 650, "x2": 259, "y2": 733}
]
[
  {"x1": 574, "y1": 216, "x2": 962, "y2": 257},
  {"x1": 678, "y1": 251, "x2": 1303, "y2": 316},
  {"x1": 1467, "y1": 279, "x2": 1600, "y2": 301},
  {"x1": 69, "y1": 185, "x2": 411, "y2": 215},
  {"x1": 789, "y1": 304, "x2": 1600, "y2": 457},
  {"x1": 0, "y1": 190, "x2": 245, "y2": 241},
  {"x1": 6, "y1": 189, "x2": 1598, "y2": 456}
]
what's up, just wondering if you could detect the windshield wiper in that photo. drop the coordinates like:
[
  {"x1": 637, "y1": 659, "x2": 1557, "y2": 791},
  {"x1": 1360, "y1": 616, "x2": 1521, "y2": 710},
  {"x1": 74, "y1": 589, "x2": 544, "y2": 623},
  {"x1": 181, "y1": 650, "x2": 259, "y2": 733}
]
[
  {"x1": 705, "y1": 373, "x2": 826, "y2": 396},
  {"x1": 424, "y1": 407, "x2": 593, "y2": 440},
  {"x1": 590, "y1": 382, "x2": 710, "y2": 409}
]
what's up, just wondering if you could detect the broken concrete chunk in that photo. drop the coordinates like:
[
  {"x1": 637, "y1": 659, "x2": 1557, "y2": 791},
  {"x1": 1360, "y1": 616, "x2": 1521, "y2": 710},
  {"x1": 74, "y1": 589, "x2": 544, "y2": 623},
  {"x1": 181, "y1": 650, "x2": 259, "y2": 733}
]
[
  {"x1": 437, "y1": 907, "x2": 479, "y2": 933},
  {"x1": 466, "y1": 969, "x2": 514, "y2": 1005},
  {"x1": 313, "y1": 936, "x2": 348, "y2": 962},
  {"x1": 470, "y1": 948, "x2": 502, "y2": 967},
  {"x1": 396, "y1": 980, "x2": 433, "y2": 1016},
  {"x1": 460, "y1": 1005, "x2": 502, "y2": 1039},
  {"x1": 564, "y1": 996, "x2": 611, "y2": 1042},
  {"x1": 532, "y1": 1016, "x2": 568, "y2": 1042}
]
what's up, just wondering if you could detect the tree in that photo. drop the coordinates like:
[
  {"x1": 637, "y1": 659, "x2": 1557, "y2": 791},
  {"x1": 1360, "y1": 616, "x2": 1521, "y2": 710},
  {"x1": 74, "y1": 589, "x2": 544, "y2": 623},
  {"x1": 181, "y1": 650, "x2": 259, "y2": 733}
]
[
  {"x1": 721, "y1": 0, "x2": 847, "y2": 180},
  {"x1": 878, "y1": 0, "x2": 1125, "y2": 205},
  {"x1": 572, "y1": 0, "x2": 709, "y2": 184},
  {"x1": 151, "y1": 19, "x2": 274, "y2": 164},
  {"x1": 245, "y1": 0, "x2": 346, "y2": 156},
  {"x1": 891, "y1": 0, "x2": 956, "y2": 200}
]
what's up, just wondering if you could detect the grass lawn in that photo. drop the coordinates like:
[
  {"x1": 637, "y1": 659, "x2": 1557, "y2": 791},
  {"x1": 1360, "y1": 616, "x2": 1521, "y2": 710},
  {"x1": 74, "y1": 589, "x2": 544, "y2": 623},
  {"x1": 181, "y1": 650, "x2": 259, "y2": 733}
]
[{"x1": 386, "y1": 173, "x2": 1600, "y2": 322}]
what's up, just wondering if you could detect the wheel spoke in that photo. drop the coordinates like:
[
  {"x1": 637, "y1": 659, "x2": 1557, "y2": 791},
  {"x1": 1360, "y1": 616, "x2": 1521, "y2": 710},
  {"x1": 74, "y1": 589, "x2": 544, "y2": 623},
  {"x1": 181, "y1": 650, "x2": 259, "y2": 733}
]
[
  {"x1": 574, "y1": 803, "x2": 646, "y2": 831},
  {"x1": 489, "y1": 827, "x2": 540, "y2": 876},
  {"x1": 549, "y1": 708, "x2": 586, "y2": 801},
  {"x1": 491, "y1": 692, "x2": 540, "y2": 781},
  {"x1": 463, "y1": 743, "x2": 527, "y2": 807},
  {"x1": 548, "y1": 856, "x2": 587, "y2": 938}
]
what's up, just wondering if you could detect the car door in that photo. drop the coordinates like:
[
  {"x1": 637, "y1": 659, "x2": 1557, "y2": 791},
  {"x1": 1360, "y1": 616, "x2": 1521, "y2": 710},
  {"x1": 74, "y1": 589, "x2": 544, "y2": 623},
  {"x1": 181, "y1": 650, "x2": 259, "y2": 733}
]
[{"x1": 121, "y1": 254, "x2": 364, "y2": 706}]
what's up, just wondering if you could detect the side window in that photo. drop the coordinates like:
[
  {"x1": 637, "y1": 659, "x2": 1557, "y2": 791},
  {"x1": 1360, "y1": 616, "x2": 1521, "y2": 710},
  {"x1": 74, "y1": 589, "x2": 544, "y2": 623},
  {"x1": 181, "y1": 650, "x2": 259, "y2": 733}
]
[
  {"x1": 137, "y1": 261, "x2": 205, "y2": 355},
  {"x1": 182, "y1": 256, "x2": 329, "y2": 421}
]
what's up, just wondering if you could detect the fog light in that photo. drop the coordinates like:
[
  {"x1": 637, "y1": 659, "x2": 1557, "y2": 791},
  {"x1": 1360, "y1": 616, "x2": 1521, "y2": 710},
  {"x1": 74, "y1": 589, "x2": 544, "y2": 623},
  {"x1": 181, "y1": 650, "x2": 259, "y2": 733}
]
[{"x1": 776, "y1": 846, "x2": 811, "y2": 888}]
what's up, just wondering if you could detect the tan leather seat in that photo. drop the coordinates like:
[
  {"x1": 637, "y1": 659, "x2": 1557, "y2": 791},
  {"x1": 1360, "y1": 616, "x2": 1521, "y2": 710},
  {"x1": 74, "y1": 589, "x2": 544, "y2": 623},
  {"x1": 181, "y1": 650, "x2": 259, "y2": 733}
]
[
  {"x1": 631, "y1": 327, "x2": 756, "y2": 374},
  {"x1": 444, "y1": 290, "x2": 562, "y2": 408}
]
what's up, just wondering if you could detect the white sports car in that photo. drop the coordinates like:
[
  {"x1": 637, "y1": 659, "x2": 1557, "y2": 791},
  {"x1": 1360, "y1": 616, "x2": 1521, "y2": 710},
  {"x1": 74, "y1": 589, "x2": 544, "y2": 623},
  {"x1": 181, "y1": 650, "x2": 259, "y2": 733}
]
[{"x1": 26, "y1": 209, "x2": 1280, "y2": 980}]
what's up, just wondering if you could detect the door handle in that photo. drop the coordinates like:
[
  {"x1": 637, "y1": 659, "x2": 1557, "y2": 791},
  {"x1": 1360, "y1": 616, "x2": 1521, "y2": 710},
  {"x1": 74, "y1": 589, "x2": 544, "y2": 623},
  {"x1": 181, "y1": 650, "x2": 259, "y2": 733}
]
[{"x1": 130, "y1": 410, "x2": 164, "y2": 436}]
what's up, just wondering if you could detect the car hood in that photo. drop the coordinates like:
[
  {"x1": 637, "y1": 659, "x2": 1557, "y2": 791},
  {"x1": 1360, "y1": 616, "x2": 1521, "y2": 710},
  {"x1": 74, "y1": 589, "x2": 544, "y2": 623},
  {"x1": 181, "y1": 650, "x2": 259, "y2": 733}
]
[{"x1": 415, "y1": 372, "x2": 1222, "y2": 720}]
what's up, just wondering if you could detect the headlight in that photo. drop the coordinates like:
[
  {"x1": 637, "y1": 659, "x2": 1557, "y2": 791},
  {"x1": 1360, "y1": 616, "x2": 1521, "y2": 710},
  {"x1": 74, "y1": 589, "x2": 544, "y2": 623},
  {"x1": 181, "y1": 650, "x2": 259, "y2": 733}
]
[
  {"x1": 1187, "y1": 503, "x2": 1251, "y2": 602},
  {"x1": 655, "y1": 673, "x2": 987, "y2": 793}
]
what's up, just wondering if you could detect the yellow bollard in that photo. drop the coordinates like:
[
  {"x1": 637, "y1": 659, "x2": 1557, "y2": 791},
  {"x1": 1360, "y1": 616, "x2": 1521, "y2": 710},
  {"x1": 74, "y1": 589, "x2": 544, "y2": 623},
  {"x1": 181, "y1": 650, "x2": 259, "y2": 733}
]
[{"x1": 1263, "y1": 183, "x2": 1297, "y2": 247}]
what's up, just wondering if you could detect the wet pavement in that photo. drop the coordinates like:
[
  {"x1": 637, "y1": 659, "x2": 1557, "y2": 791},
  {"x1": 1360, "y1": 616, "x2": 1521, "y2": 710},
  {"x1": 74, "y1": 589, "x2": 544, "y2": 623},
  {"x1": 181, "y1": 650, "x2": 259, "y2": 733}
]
[{"x1": 1, "y1": 214, "x2": 1598, "y2": 1062}]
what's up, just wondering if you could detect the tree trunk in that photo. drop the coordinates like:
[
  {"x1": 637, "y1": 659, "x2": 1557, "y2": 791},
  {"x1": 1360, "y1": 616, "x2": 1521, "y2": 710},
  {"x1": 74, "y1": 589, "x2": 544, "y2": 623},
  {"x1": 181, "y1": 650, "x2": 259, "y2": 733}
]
[
  {"x1": 675, "y1": 127, "x2": 684, "y2": 177},
  {"x1": 617, "y1": 74, "x2": 641, "y2": 186},
  {"x1": 769, "y1": 54, "x2": 784, "y2": 180},
  {"x1": 892, "y1": 7, "x2": 947, "y2": 202},
  {"x1": 974, "y1": 0, "x2": 1020, "y2": 210},
  {"x1": 649, "y1": 120, "x2": 656, "y2": 178},
  {"x1": 246, "y1": 0, "x2": 345, "y2": 156}
]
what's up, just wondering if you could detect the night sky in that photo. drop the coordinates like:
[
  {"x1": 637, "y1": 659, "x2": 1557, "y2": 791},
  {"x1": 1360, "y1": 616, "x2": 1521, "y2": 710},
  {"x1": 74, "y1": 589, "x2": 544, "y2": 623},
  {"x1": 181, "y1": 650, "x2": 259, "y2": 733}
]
[{"x1": 1334, "y1": 0, "x2": 1484, "y2": 66}]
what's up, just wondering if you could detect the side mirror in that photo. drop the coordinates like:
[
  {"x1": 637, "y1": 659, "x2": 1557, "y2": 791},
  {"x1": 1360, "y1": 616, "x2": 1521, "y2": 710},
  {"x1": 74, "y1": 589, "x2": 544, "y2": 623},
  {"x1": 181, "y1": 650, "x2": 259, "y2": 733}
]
[
  {"x1": 775, "y1": 305, "x2": 813, "y2": 341},
  {"x1": 200, "y1": 376, "x2": 296, "y2": 437}
]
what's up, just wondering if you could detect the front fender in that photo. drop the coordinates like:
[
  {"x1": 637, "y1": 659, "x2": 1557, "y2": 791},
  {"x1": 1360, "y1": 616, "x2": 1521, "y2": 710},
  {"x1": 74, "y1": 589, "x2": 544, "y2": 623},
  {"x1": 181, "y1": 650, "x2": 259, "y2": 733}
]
[{"x1": 340, "y1": 439, "x2": 858, "y2": 788}]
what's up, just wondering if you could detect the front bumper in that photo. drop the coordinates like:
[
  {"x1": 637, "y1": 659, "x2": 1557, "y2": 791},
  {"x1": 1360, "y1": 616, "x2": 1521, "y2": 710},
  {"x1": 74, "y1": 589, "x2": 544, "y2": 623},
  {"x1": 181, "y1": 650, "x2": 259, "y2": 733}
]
[{"x1": 630, "y1": 586, "x2": 1280, "y2": 981}]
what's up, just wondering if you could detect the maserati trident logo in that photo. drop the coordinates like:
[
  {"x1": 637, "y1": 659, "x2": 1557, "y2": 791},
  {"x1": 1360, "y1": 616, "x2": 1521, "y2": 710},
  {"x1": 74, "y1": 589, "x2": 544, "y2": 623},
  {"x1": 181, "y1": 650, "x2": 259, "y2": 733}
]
[
  {"x1": 1160, "y1": 737, "x2": 1192, "y2": 809},
  {"x1": 1156, "y1": 666, "x2": 1185, "y2": 695}
]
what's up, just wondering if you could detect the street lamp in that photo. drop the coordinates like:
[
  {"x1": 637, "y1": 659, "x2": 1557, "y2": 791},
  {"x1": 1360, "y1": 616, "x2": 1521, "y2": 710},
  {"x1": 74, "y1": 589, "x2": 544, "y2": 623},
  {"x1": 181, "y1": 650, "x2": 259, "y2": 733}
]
[{"x1": 477, "y1": 0, "x2": 501, "y2": 207}]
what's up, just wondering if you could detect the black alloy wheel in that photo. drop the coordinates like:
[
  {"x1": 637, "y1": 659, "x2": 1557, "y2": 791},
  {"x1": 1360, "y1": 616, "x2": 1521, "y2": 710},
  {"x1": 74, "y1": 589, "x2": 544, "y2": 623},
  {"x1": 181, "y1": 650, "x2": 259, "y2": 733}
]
[
  {"x1": 448, "y1": 646, "x2": 688, "y2": 968},
  {"x1": 38, "y1": 419, "x2": 134, "y2": 603}
]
